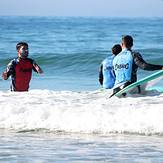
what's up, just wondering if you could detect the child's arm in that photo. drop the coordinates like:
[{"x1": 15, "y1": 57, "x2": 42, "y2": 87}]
[{"x1": 99, "y1": 64, "x2": 103, "y2": 86}]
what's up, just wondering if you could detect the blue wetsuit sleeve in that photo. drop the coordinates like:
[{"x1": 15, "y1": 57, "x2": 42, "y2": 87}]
[
  {"x1": 134, "y1": 52, "x2": 163, "y2": 70},
  {"x1": 99, "y1": 64, "x2": 103, "y2": 85}
]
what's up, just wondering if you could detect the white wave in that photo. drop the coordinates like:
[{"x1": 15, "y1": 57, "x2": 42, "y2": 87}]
[{"x1": 0, "y1": 89, "x2": 163, "y2": 135}]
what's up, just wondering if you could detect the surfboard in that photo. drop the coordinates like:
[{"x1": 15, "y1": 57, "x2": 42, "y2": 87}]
[
  {"x1": 114, "y1": 70, "x2": 163, "y2": 97},
  {"x1": 146, "y1": 86, "x2": 163, "y2": 93}
]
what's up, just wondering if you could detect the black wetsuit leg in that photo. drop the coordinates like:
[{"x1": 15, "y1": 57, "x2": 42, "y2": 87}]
[{"x1": 112, "y1": 81, "x2": 132, "y2": 97}]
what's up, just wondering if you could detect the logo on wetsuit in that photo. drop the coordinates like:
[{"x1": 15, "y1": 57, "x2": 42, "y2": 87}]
[{"x1": 114, "y1": 63, "x2": 129, "y2": 70}]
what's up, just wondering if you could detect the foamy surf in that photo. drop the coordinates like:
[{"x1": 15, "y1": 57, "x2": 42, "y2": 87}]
[{"x1": 0, "y1": 89, "x2": 163, "y2": 136}]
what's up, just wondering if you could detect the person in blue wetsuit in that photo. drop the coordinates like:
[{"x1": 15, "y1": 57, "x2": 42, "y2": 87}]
[
  {"x1": 2, "y1": 42, "x2": 43, "y2": 91},
  {"x1": 99, "y1": 44, "x2": 122, "y2": 89},
  {"x1": 112, "y1": 35, "x2": 163, "y2": 95}
]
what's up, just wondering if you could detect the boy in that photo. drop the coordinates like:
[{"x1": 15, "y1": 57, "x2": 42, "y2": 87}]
[
  {"x1": 2, "y1": 42, "x2": 43, "y2": 91},
  {"x1": 99, "y1": 44, "x2": 122, "y2": 89}
]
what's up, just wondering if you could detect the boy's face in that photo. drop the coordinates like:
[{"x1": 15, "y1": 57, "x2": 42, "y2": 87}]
[{"x1": 18, "y1": 45, "x2": 29, "y2": 58}]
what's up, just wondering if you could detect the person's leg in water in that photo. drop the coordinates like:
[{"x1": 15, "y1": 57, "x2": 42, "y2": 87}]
[{"x1": 112, "y1": 82, "x2": 132, "y2": 97}]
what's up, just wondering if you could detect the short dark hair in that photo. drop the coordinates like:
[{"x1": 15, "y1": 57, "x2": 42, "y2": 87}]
[
  {"x1": 16, "y1": 42, "x2": 28, "y2": 51},
  {"x1": 122, "y1": 35, "x2": 133, "y2": 49},
  {"x1": 112, "y1": 44, "x2": 122, "y2": 55}
]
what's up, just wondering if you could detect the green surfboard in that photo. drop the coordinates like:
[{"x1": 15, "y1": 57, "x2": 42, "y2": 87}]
[{"x1": 114, "y1": 70, "x2": 163, "y2": 97}]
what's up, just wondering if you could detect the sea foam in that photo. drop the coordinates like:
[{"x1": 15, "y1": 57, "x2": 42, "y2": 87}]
[{"x1": 0, "y1": 89, "x2": 163, "y2": 136}]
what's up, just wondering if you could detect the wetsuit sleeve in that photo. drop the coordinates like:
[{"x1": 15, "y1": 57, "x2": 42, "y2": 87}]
[
  {"x1": 134, "y1": 52, "x2": 163, "y2": 70},
  {"x1": 99, "y1": 64, "x2": 103, "y2": 85},
  {"x1": 32, "y1": 60, "x2": 43, "y2": 74},
  {"x1": 4, "y1": 60, "x2": 16, "y2": 79}
]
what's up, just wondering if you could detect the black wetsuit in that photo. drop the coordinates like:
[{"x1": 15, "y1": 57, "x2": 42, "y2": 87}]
[{"x1": 131, "y1": 51, "x2": 162, "y2": 82}]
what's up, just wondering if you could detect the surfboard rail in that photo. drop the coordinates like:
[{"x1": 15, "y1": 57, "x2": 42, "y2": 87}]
[{"x1": 114, "y1": 70, "x2": 163, "y2": 97}]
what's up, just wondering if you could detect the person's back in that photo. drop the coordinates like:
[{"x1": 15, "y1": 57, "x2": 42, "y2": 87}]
[
  {"x1": 113, "y1": 48, "x2": 133, "y2": 86},
  {"x1": 112, "y1": 35, "x2": 163, "y2": 95},
  {"x1": 99, "y1": 44, "x2": 122, "y2": 89},
  {"x1": 2, "y1": 42, "x2": 43, "y2": 91},
  {"x1": 102, "y1": 55, "x2": 115, "y2": 89}
]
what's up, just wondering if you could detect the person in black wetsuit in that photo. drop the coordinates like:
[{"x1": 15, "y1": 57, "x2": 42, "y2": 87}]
[
  {"x1": 112, "y1": 35, "x2": 163, "y2": 95},
  {"x1": 2, "y1": 42, "x2": 43, "y2": 91}
]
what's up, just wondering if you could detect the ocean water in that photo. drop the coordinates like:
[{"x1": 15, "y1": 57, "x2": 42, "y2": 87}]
[{"x1": 0, "y1": 16, "x2": 163, "y2": 162}]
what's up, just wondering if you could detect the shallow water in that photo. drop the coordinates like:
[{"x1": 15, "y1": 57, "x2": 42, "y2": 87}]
[
  {"x1": 0, "y1": 89, "x2": 163, "y2": 162},
  {"x1": 0, "y1": 16, "x2": 163, "y2": 91},
  {"x1": 1, "y1": 131, "x2": 163, "y2": 163},
  {"x1": 0, "y1": 89, "x2": 163, "y2": 135},
  {"x1": 0, "y1": 16, "x2": 163, "y2": 162}
]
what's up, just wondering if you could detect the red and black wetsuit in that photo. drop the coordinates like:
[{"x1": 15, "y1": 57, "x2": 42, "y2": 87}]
[{"x1": 6, "y1": 57, "x2": 40, "y2": 91}]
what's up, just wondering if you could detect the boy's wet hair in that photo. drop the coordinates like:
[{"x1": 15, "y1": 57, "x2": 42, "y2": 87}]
[
  {"x1": 16, "y1": 42, "x2": 28, "y2": 51},
  {"x1": 112, "y1": 44, "x2": 122, "y2": 55},
  {"x1": 122, "y1": 35, "x2": 133, "y2": 49}
]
